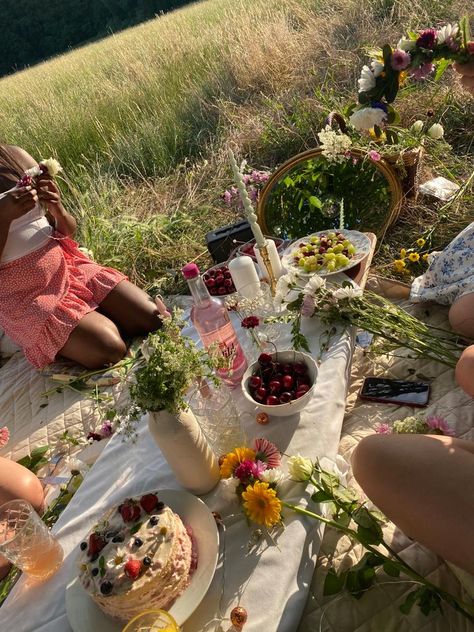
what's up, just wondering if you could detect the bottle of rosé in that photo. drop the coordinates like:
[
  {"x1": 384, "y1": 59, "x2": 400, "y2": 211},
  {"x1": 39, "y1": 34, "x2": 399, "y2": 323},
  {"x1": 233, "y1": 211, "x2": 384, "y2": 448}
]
[{"x1": 181, "y1": 263, "x2": 247, "y2": 388}]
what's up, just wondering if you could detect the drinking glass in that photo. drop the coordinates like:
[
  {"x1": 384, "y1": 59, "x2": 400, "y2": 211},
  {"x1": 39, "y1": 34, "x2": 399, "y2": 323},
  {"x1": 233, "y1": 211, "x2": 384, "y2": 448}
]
[
  {"x1": 122, "y1": 609, "x2": 179, "y2": 632},
  {"x1": 189, "y1": 383, "x2": 246, "y2": 457},
  {"x1": 0, "y1": 499, "x2": 63, "y2": 580},
  {"x1": 236, "y1": 281, "x2": 281, "y2": 350}
]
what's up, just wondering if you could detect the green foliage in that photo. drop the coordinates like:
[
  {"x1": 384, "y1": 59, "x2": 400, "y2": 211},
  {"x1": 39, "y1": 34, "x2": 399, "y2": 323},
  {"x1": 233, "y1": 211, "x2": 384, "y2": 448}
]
[{"x1": 16, "y1": 446, "x2": 50, "y2": 474}]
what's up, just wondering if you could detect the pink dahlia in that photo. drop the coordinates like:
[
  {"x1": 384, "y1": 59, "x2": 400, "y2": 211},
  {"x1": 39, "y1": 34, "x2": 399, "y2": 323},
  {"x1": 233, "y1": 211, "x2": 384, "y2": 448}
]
[
  {"x1": 426, "y1": 416, "x2": 455, "y2": 436},
  {"x1": 253, "y1": 437, "x2": 281, "y2": 468},
  {"x1": 100, "y1": 421, "x2": 114, "y2": 438},
  {"x1": 0, "y1": 426, "x2": 10, "y2": 447},
  {"x1": 416, "y1": 28, "x2": 437, "y2": 49},
  {"x1": 375, "y1": 423, "x2": 392, "y2": 435},
  {"x1": 241, "y1": 316, "x2": 260, "y2": 329},
  {"x1": 368, "y1": 150, "x2": 381, "y2": 162},
  {"x1": 222, "y1": 190, "x2": 232, "y2": 205},
  {"x1": 391, "y1": 49, "x2": 411, "y2": 71},
  {"x1": 235, "y1": 459, "x2": 267, "y2": 483},
  {"x1": 410, "y1": 62, "x2": 434, "y2": 81}
]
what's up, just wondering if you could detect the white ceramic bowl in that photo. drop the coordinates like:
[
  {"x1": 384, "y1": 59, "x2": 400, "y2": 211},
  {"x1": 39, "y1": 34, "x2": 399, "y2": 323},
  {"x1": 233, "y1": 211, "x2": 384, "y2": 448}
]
[{"x1": 241, "y1": 350, "x2": 317, "y2": 417}]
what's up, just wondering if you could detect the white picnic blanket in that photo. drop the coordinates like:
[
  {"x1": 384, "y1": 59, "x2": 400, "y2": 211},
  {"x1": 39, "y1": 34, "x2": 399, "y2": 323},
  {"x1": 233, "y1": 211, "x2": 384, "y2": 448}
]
[{"x1": 1, "y1": 307, "x2": 355, "y2": 632}]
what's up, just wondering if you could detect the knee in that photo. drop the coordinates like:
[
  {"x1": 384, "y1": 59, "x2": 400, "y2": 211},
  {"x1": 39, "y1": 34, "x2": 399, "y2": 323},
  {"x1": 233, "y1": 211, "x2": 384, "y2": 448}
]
[
  {"x1": 449, "y1": 295, "x2": 474, "y2": 339},
  {"x1": 94, "y1": 330, "x2": 127, "y2": 367},
  {"x1": 352, "y1": 434, "x2": 391, "y2": 493},
  {"x1": 455, "y1": 345, "x2": 474, "y2": 398}
]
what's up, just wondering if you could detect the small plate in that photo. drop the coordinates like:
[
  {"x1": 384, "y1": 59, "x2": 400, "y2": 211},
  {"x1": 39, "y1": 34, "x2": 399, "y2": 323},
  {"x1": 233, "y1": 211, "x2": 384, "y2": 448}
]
[
  {"x1": 66, "y1": 489, "x2": 219, "y2": 631},
  {"x1": 281, "y1": 229, "x2": 371, "y2": 277}
]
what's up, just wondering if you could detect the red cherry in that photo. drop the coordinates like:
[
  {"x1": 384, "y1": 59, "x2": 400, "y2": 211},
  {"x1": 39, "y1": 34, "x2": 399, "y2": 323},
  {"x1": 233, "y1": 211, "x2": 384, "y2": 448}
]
[
  {"x1": 282, "y1": 364, "x2": 292, "y2": 375},
  {"x1": 224, "y1": 278, "x2": 234, "y2": 288},
  {"x1": 255, "y1": 387, "x2": 267, "y2": 401},
  {"x1": 266, "y1": 395, "x2": 280, "y2": 405},
  {"x1": 205, "y1": 278, "x2": 216, "y2": 288},
  {"x1": 217, "y1": 287, "x2": 227, "y2": 295},
  {"x1": 224, "y1": 271, "x2": 232, "y2": 279},
  {"x1": 215, "y1": 274, "x2": 224, "y2": 285},
  {"x1": 249, "y1": 375, "x2": 262, "y2": 389},
  {"x1": 282, "y1": 375, "x2": 294, "y2": 390},
  {"x1": 279, "y1": 391, "x2": 292, "y2": 403},
  {"x1": 206, "y1": 269, "x2": 216, "y2": 277},
  {"x1": 293, "y1": 363, "x2": 308, "y2": 376},
  {"x1": 296, "y1": 376, "x2": 310, "y2": 387},
  {"x1": 221, "y1": 266, "x2": 229, "y2": 273},
  {"x1": 258, "y1": 353, "x2": 273, "y2": 366},
  {"x1": 269, "y1": 379, "x2": 282, "y2": 394},
  {"x1": 295, "y1": 385, "x2": 310, "y2": 398}
]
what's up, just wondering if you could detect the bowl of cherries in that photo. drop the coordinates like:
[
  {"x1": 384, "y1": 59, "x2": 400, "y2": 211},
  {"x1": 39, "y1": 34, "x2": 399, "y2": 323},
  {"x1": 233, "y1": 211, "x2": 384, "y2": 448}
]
[
  {"x1": 202, "y1": 263, "x2": 236, "y2": 299},
  {"x1": 241, "y1": 350, "x2": 317, "y2": 417}
]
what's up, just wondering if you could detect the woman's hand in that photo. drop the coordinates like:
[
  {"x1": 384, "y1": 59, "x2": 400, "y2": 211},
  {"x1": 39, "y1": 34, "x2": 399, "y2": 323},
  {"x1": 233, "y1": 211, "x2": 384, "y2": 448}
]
[
  {"x1": 0, "y1": 187, "x2": 38, "y2": 225},
  {"x1": 453, "y1": 49, "x2": 474, "y2": 96},
  {"x1": 36, "y1": 173, "x2": 65, "y2": 215}
]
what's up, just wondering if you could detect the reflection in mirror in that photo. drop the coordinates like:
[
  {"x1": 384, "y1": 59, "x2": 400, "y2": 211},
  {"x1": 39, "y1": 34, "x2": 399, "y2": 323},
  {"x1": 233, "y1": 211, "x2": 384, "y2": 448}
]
[{"x1": 258, "y1": 149, "x2": 401, "y2": 239}]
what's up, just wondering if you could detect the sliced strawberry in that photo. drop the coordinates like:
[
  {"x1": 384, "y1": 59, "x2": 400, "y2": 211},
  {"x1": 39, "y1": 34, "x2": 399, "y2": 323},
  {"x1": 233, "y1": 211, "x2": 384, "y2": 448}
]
[
  {"x1": 140, "y1": 493, "x2": 159, "y2": 514},
  {"x1": 88, "y1": 532, "x2": 107, "y2": 558},
  {"x1": 120, "y1": 500, "x2": 141, "y2": 523},
  {"x1": 124, "y1": 558, "x2": 142, "y2": 580}
]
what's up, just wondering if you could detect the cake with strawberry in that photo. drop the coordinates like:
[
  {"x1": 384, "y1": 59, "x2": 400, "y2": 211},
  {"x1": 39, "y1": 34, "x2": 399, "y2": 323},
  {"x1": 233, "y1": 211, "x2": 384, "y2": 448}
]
[{"x1": 77, "y1": 492, "x2": 196, "y2": 622}]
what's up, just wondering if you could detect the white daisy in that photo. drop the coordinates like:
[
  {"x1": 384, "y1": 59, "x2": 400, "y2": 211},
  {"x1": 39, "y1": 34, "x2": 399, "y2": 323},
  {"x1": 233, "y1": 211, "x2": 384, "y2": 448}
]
[
  {"x1": 349, "y1": 107, "x2": 387, "y2": 131},
  {"x1": 437, "y1": 23, "x2": 458, "y2": 45},
  {"x1": 357, "y1": 65, "x2": 376, "y2": 92},
  {"x1": 303, "y1": 275, "x2": 326, "y2": 297},
  {"x1": 260, "y1": 468, "x2": 286, "y2": 486},
  {"x1": 370, "y1": 60, "x2": 384, "y2": 77},
  {"x1": 333, "y1": 286, "x2": 363, "y2": 301}
]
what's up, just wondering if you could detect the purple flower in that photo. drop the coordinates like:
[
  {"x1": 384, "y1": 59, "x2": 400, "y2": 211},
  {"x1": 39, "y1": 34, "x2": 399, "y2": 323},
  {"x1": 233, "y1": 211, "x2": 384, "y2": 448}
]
[
  {"x1": 242, "y1": 174, "x2": 251, "y2": 185},
  {"x1": 249, "y1": 186, "x2": 259, "y2": 203},
  {"x1": 235, "y1": 459, "x2": 267, "y2": 483},
  {"x1": 301, "y1": 294, "x2": 316, "y2": 318},
  {"x1": 375, "y1": 423, "x2": 392, "y2": 435},
  {"x1": 100, "y1": 421, "x2": 114, "y2": 438},
  {"x1": 416, "y1": 28, "x2": 437, "y2": 49},
  {"x1": 368, "y1": 150, "x2": 381, "y2": 162},
  {"x1": 410, "y1": 62, "x2": 434, "y2": 81},
  {"x1": 425, "y1": 416, "x2": 455, "y2": 436},
  {"x1": 241, "y1": 315, "x2": 260, "y2": 329},
  {"x1": 223, "y1": 190, "x2": 232, "y2": 206},
  {"x1": 371, "y1": 101, "x2": 388, "y2": 113},
  {"x1": 391, "y1": 49, "x2": 411, "y2": 71}
]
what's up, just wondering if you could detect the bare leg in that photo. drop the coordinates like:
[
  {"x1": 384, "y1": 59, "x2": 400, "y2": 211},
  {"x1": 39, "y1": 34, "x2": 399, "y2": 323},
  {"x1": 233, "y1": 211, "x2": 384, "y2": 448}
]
[
  {"x1": 449, "y1": 292, "x2": 474, "y2": 339},
  {"x1": 456, "y1": 345, "x2": 474, "y2": 398},
  {"x1": 352, "y1": 433, "x2": 474, "y2": 574},
  {"x1": 57, "y1": 311, "x2": 127, "y2": 369},
  {"x1": 98, "y1": 280, "x2": 166, "y2": 337}
]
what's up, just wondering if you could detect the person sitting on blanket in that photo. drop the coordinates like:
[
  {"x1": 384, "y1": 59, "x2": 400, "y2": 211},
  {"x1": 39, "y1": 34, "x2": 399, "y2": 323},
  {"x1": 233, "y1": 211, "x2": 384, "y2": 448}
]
[{"x1": 0, "y1": 144, "x2": 169, "y2": 370}]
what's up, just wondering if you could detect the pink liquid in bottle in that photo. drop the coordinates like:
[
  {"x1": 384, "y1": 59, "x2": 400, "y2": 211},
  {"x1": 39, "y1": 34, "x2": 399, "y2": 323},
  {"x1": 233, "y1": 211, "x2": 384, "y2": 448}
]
[{"x1": 182, "y1": 263, "x2": 247, "y2": 388}]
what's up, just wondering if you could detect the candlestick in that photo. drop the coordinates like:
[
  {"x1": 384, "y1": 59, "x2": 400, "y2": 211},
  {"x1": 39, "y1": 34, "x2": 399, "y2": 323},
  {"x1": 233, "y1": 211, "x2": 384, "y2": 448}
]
[
  {"x1": 227, "y1": 149, "x2": 266, "y2": 248},
  {"x1": 254, "y1": 242, "x2": 278, "y2": 295},
  {"x1": 228, "y1": 256, "x2": 261, "y2": 298}
]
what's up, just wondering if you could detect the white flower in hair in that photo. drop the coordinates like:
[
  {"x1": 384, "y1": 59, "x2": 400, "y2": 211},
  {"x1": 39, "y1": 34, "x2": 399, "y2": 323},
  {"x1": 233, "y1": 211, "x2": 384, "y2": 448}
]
[{"x1": 333, "y1": 286, "x2": 363, "y2": 301}]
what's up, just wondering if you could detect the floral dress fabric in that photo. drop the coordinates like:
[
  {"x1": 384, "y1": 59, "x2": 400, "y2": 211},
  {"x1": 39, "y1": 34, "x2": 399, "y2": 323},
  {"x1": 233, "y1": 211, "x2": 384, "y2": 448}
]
[{"x1": 410, "y1": 222, "x2": 474, "y2": 306}]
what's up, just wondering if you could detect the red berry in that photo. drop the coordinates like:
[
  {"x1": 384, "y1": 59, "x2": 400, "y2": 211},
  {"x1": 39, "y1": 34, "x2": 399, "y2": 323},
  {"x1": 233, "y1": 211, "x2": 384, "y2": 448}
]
[
  {"x1": 266, "y1": 395, "x2": 280, "y2": 405},
  {"x1": 296, "y1": 376, "x2": 310, "y2": 387},
  {"x1": 255, "y1": 387, "x2": 267, "y2": 401},
  {"x1": 221, "y1": 266, "x2": 229, "y2": 273},
  {"x1": 120, "y1": 501, "x2": 141, "y2": 523},
  {"x1": 224, "y1": 271, "x2": 231, "y2": 279},
  {"x1": 282, "y1": 364, "x2": 292, "y2": 375},
  {"x1": 124, "y1": 559, "x2": 143, "y2": 580},
  {"x1": 215, "y1": 274, "x2": 224, "y2": 285},
  {"x1": 205, "y1": 278, "x2": 216, "y2": 288},
  {"x1": 249, "y1": 375, "x2": 262, "y2": 389},
  {"x1": 88, "y1": 533, "x2": 107, "y2": 558},
  {"x1": 224, "y1": 278, "x2": 233, "y2": 288},
  {"x1": 207, "y1": 269, "x2": 216, "y2": 277},
  {"x1": 217, "y1": 287, "x2": 227, "y2": 295},
  {"x1": 269, "y1": 379, "x2": 281, "y2": 394},
  {"x1": 282, "y1": 375, "x2": 294, "y2": 390},
  {"x1": 279, "y1": 391, "x2": 292, "y2": 403},
  {"x1": 140, "y1": 493, "x2": 159, "y2": 514},
  {"x1": 297, "y1": 384, "x2": 310, "y2": 394},
  {"x1": 293, "y1": 363, "x2": 308, "y2": 376},
  {"x1": 258, "y1": 353, "x2": 273, "y2": 365}
]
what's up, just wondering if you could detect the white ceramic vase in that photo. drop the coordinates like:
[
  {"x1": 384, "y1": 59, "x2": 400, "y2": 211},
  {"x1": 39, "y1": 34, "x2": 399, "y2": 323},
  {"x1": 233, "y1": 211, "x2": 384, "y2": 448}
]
[{"x1": 147, "y1": 408, "x2": 220, "y2": 495}]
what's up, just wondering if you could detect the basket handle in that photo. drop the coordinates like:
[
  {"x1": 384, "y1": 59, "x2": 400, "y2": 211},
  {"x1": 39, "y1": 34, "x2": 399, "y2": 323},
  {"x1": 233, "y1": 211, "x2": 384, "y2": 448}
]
[{"x1": 325, "y1": 111, "x2": 348, "y2": 134}]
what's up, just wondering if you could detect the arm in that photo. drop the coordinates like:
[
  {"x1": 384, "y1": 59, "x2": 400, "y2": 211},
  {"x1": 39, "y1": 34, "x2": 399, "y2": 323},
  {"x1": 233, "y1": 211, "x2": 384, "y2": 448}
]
[{"x1": 37, "y1": 174, "x2": 77, "y2": 237}]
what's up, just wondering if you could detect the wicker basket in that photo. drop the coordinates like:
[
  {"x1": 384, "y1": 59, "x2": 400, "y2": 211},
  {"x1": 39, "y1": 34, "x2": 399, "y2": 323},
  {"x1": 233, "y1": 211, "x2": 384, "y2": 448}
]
[{"x1": 384, "y1": 147, "x2": 423, "y2": 201}]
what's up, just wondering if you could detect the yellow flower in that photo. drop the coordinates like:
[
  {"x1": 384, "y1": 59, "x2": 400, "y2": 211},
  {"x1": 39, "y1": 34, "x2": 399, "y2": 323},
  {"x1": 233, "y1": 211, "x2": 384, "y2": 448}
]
[
  {"x1": 399, "y1": 71, "x2": 408, "y2": 86},
  {"x1": 416, "y1": 238, "x2": 426, "y2": 247},
  {"x1": 422, "y1": 253, "x2": 429, "y2": 261},
  {"x1": 242, "y1": 481, "x2": 282, "y2": 528},
  {"x1": 393, "y1": 259, "x2": 406, "y2": 272},
  {"x1": 408, "y1": 252, "x2": 420, "y2": 262},
  {"x1": 400, "y1": 248, "x2": 407, "y2": 258},
  {"x1": 219, "y1": 447, "x2": 256, "y2": 478},
  {"x1": 369, "y1": 128, "x2": 387, "y2": 142}
]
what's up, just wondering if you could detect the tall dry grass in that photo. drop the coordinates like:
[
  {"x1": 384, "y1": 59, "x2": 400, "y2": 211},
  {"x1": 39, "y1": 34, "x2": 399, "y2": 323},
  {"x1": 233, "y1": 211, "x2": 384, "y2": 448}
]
[{"x1": 0, "y1": 0, "x2": 472, "y2": 290}]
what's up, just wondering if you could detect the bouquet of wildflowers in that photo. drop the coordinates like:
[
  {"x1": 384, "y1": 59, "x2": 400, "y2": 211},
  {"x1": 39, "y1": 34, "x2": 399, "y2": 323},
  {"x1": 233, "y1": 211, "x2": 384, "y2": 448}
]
[
  {"x1": 221, "y1": 443, "x2": 474, "y2": 622},
  {"x1": 267, "y1": 272, "x2": 465, "y2": 368},
  {"x1": 375, "y1": 414, "x2": 455, "y2": 436},
  {"x1": 222, "y1": 161, "x2": 270, "y2": 209}
]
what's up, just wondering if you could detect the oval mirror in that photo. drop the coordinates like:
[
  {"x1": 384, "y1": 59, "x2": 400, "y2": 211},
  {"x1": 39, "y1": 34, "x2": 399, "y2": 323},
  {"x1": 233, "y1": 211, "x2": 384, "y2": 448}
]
[{"x1": 257, "y1": 148, "x2": 402, "y2": 240}]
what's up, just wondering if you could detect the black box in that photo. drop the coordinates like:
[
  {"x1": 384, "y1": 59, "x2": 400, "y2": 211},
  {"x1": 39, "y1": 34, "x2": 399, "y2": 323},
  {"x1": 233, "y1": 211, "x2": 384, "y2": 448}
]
[{"x1": 205, "y1": 220, "x2": 255, "y2": 263}]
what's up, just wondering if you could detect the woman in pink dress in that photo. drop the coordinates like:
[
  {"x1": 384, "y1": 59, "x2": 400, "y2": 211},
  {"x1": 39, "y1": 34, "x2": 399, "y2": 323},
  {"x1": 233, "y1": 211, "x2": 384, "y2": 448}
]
[{"x1": 0, "y1": 144, "x2": 168, "y2": 370}]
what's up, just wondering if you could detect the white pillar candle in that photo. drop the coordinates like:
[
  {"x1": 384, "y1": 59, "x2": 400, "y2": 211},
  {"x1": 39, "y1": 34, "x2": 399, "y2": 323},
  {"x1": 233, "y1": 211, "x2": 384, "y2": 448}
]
[
  {"x1": 228, "y1": 256, "x2": 261, "y2": 298},
  {"x1": 228, "y1": 148, "x2": 266, "y2": 248},
  {"x1": 255, "y1": 239, "x2": 283, "y2": 281}
]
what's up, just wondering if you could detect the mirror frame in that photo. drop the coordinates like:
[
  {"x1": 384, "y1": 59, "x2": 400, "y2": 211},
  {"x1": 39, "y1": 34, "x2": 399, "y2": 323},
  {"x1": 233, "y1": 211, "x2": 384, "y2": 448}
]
[{"x1": 257, "y1": 147, "x2": 403, "y2": 239}]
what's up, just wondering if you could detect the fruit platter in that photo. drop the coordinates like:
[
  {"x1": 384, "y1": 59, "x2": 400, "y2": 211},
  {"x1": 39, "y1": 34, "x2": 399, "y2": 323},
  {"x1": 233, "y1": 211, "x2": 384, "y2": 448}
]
[
  {"x1": 202, "y1": 263, "x2": 236, "y2": 297},
  {"x1": 241, "y1": 350, "x2": 318, "y2": 417},
  {"x1": 281, "y1": 229, "x2": 371, "y2": 277}
]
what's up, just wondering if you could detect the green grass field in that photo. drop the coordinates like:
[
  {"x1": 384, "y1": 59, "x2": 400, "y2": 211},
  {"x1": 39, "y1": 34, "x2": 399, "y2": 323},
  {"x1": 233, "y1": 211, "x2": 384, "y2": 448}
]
[{"x1": 0, "y1": 0, "x2": 472, "y2": 292}]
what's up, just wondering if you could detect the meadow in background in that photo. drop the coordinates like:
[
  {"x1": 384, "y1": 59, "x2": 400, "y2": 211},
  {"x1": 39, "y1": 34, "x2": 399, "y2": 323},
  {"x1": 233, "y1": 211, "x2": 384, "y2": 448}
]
[{"x1": 0, "y1": 0, "x2": 472, "y2": 293}]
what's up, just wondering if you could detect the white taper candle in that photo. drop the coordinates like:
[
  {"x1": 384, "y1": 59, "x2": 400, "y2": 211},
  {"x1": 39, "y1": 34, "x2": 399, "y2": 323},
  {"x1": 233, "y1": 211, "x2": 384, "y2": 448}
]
[{"x1": 228, "y1": 148, "x2": 266, "y2": 248}]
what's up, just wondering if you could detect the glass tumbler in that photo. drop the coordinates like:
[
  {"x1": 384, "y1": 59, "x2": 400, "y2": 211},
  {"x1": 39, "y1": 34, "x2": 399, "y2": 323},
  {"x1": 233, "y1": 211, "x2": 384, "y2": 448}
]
[
  {"x1": 236, "y1": 281, "x2": 281, "y2": 353},
  {"x1": 189, "y1": 383, "x2": 246, "y2": 457},
  {"x1": 122, "y1": 609, "x2": 179, "y2": 632},
  {"x1": 0, "y1": 499, "x2": 63, "y2": 580}
]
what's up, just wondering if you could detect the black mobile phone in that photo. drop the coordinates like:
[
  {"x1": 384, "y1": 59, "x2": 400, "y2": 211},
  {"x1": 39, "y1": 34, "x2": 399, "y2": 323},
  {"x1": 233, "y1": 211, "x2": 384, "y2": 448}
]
[{"x1": 359, "y1": 377, "x2": 430, "y2": 407}]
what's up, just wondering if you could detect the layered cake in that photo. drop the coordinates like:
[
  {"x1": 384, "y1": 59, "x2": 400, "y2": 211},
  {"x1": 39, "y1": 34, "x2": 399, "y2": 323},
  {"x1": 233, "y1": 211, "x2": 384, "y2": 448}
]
[{"x1": 77, "y1": 492, "x2": 196, "y2": 622}]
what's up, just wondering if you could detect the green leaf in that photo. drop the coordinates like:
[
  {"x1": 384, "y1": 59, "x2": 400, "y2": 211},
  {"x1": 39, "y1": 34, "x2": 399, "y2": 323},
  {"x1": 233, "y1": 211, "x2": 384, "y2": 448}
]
[
  {"x1": 400, "y1": 588, "x2": 422, "y2": 615},
  {"x1": 434, "y1": 58, "x2": 451, "y2": 82},
  {"x1": 130, "y1": 521, "x2": 143, "y2": 535},
  {"x1": 308, "y1": 195, "x2": 322, "y2": 209},
  {"x1": 385, "y1": 129, "x2": 399, "y2": 144},
  {"x1": 383, "y1": 561, "x2": 400, "y2": 577},
  {"x1": 332, "y1": 510, "x2": 352, "y2": 528},
  {"x1": 323, "y1": 568, "x2": 347, "y2": 596},
  {"x1": 373, "y1": 125, "x2": 382, "y2": 138},
  {"x1": 99, "y1": 555, "x2": 106, "y2": 577},
  {"x1": 357, "y1": 524, "x2": 383, "y2": 546},
  {"x1": 352, "y1": 507, "x2": 374, "y2": 528},
  {"x1": 16, "y1": 455, "x2": 32, "y2": 469},
  {"x1": 311, "y1": 490, "x2": 333, "y2": 503}
]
